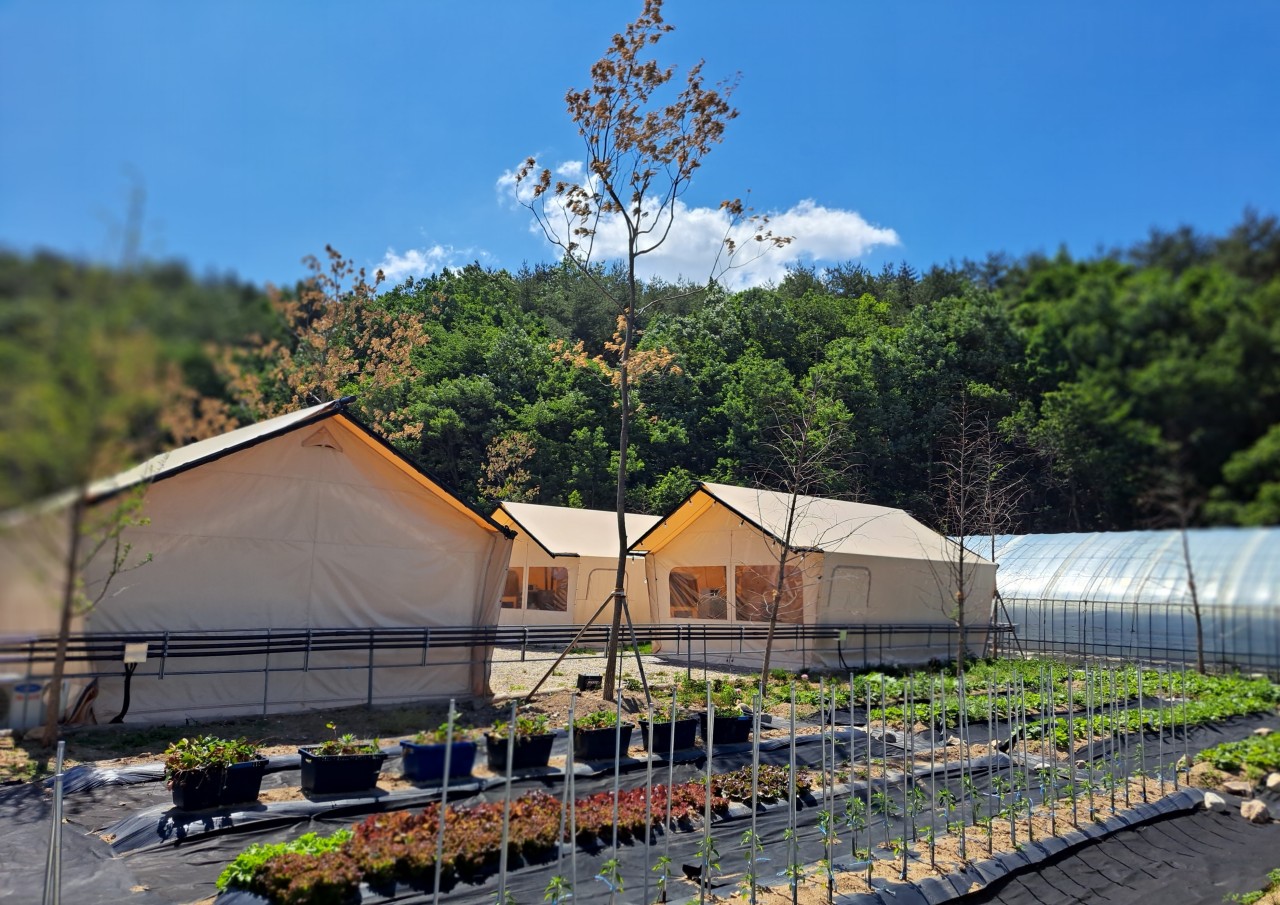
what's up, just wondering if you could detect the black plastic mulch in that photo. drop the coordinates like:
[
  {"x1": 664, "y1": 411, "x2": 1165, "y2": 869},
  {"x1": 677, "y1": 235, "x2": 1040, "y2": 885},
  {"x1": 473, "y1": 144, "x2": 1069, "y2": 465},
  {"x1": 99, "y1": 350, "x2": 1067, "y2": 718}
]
[
  {"x1": 1, "y1": 713, "x2": 1275, "y2": 904},
  {"x1": 958, "y1": 801, "x2": 1280, "y2": 905}
]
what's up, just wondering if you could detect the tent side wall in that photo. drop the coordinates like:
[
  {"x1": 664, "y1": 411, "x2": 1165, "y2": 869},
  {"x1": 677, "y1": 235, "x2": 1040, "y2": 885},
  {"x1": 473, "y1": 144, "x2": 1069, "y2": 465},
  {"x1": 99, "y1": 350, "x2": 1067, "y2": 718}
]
[
  {"x1": 644, "y1": 496, "x2": 998, "y2": 670},
  {"x1": 643, "y1": 503, "x2": 823, "y2": 666},
  {"x1": 496, "y1": 533, "x2": 653, "y2": 628},
  {"x1": 495, "y1": 532, "x2": 578, "y2": 627},
  {"x1": 76, "y1": 416, "x2": 508, "y2": 720},
  {"x1": 808, "y1": 550, "x2": 997, "y2": 669},
  {"x1": 0, "y1": 506, "x2": 75, "y2": 638}
]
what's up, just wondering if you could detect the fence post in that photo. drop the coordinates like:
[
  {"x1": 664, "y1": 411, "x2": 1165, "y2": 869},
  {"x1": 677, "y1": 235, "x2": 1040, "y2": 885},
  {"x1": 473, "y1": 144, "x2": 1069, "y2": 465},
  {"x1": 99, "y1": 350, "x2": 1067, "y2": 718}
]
[
  {"x1": 262, "y1": 628, "x2": 271, "y2": 716},
  {"x1": 41, "y1": 740, "x2": 65, "y2": 905},
  {"x1": 366, "y1": 628, "x2": 375, "y2": 708}
]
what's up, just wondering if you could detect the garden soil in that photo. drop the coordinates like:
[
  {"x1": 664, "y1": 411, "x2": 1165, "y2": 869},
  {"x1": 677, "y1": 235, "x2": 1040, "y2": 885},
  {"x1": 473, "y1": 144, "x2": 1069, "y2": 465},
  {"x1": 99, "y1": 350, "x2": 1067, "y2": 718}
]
[{"x1": 1, "y1": 711, "x2": 1276, "y2": 904}]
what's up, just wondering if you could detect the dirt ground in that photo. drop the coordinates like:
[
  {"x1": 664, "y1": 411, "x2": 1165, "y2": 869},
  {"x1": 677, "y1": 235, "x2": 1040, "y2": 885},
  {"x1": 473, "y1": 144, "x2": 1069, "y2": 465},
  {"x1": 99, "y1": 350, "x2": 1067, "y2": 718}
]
[
  {"x1": 703, "y1": 777, "x2": 1181, "y2": 904},
  {"x1": 0, "y1": 649, "x2": 760, "y2": 781}
]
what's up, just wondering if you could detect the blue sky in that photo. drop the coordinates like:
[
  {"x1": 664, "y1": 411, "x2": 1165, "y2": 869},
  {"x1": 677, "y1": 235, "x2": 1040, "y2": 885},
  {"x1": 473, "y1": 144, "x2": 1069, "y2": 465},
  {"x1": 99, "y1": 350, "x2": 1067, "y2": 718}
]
[{"x1": 2, "y1": 1, "x2": 1277, "y2": 290}]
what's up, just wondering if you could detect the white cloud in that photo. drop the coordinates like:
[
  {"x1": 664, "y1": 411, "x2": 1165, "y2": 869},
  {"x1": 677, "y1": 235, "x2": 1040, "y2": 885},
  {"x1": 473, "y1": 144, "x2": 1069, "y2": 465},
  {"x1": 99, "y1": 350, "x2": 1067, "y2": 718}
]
[
  {"x1": 496, "y1": 159, "x2": 899, "y2": 290},
  {"x1": 375, "y1": 244, "x2": 490, "y2": 282}
]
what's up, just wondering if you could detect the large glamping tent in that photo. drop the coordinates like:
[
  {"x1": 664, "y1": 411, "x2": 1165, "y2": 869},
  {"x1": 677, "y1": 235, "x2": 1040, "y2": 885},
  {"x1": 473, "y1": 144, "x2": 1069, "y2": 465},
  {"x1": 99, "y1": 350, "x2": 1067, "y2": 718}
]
[
  {"x1": 0, "y1": 399, "x2": 513, "y2": 721},
  {"x1": 491, "y1": 502, "x2": 659, "y2": 626},
  {"x1": 632, "y1": 482, "x2": 997, "y2": 669}
]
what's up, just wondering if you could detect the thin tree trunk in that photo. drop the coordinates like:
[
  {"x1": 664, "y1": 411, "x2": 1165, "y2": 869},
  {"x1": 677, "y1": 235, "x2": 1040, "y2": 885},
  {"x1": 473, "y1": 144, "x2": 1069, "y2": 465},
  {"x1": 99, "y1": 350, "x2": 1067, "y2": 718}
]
[
  {"x1": 602, "y1": 292, "x2": 636, "y2": 701},
  {"x1": 41, "y1": 493, "x2": 86, "y2": 748},
  {"x1": 1180, "y1": 525, "x2": 1205, "y2": 674},
  {"x1": 758, "y1": 492, "x2": 799, "y2": 694}
]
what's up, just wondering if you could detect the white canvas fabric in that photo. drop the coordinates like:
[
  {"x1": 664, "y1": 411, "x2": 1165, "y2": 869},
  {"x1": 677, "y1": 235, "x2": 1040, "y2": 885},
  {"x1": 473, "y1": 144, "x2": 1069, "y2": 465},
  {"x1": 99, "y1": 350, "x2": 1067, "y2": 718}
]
[
  {"x1": 636, "y1": 482, "x2": 997, "y2": 669},
  {"x1": 492, "y1": 503, "x2": 660, "y2": 625},
  {"x1": 0, "y1": 403, "x2": 512, "y2": 721}
]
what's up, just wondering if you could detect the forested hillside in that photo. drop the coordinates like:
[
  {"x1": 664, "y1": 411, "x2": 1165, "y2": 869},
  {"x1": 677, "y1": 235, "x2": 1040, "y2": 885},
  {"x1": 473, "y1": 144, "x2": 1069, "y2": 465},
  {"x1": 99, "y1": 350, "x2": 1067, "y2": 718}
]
[{"x1": 2, "y1": 212, "x2": 1278, "y2": 532}]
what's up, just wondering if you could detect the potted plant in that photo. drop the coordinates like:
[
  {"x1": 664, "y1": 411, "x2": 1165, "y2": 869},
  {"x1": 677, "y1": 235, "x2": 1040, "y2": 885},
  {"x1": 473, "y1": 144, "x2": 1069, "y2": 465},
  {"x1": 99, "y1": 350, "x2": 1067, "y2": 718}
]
[
  {"x1": 298, "y1": 723, "x2": 387, "y2": 796},
  {"x1": 485, "y1": 712, "x2": 555, "y2": 771},
  {"x1": 163, "y1": 735, "x2": 266, "y2": 810},
  {"x1": 221, "y1": 740, "x2": 270, "y2": 806},
  {"x1": 400, "y1": 723, "x2": 478, "y2": 783},
  {"x1": 571, "y1": 709, "x2": 633, "y2": 761},
  {"x1": 698, "y1": 684, "x2": 753, "y2": 745},
  {"x1": 638, "y1": 702, "x2": 699, "y2": 753}
]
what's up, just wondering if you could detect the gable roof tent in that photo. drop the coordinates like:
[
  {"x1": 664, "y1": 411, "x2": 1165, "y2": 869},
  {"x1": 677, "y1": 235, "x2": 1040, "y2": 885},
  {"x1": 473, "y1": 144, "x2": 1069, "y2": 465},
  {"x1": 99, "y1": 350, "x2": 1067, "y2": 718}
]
[
  {"x1": 0, "y1": 398, "x2": 515, "y2": 720},
  {"x1": 491, "y1": 502, "x2": 661, "y2": 626},
  {"x1": 495, "y1": 502, "x2": 660, "y2": 559},
  {"x1": 632, "y1": 481, "x2": 972, "y2": 563},
  {"x1": 978, "y1": 529, "x2": 1280, "y2": 672},
  {"x1": 77, "y1": 396, "x2": 506, "y2": 536},
  {"x1": 634, "y1": 481, "x2": 996, "y2": 669}
]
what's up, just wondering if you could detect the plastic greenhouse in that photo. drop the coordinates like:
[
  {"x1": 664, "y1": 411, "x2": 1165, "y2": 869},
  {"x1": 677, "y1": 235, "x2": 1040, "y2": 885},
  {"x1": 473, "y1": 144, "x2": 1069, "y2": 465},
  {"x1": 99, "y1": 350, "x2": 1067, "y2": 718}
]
[{"x1": 982, "y1": 528, "x2": 1280, "y2": 675}]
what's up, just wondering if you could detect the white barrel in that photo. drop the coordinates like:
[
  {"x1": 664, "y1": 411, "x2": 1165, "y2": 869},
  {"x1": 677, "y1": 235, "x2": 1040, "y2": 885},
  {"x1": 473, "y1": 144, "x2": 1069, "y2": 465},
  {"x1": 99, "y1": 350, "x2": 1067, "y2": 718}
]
[{"x1": 7, "y1": 681, "x2": 44, "y2": 731}]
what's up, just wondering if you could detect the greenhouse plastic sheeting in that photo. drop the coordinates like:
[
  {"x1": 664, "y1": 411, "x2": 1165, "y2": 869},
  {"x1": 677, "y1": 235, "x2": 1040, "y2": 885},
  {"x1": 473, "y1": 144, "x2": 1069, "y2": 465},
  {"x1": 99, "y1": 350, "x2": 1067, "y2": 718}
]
[{"x1": 972, "y1": 528, "x2": 1280, "y2": 673}]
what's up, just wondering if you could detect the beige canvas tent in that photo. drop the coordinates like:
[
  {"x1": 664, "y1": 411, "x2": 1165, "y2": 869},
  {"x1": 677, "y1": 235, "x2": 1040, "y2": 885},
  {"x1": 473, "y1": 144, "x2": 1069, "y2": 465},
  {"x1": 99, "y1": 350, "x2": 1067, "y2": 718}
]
[
  {"x1": 632, "y1": 482, "x2": 997, "y2": 669},
  {"x1": 491, "y1": 502, "x2": 660, "y2": 626},
  {"x1": 0, "y1": 399, "x2": 513, "y2": 722}
]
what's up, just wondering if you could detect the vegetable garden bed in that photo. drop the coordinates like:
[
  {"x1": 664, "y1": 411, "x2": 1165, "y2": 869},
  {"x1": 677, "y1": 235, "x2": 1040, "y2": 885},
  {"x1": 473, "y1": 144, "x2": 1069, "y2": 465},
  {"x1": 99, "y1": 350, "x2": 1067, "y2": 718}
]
[{"x1": 3, "y1": 660, "x2": 1276, "y2": 905}]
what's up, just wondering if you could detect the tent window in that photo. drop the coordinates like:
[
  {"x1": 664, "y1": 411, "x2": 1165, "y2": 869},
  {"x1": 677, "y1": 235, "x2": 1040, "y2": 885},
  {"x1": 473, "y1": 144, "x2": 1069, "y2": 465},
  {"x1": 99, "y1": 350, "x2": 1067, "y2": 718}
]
[
  {"x1": 301, "y1": 426, "x2": 342, "y2": 451},
  {"x1": 502, "y1": 569, "x2": 523, "y2": 609},
  {"x1": 669, "y1": 566, "x2": 728, "y2": 620},
  {"x1": 828, "y1": 566, "x2": 871, "y2": 616},
  {"x1": 526, "y1": 566, "x2": 569, "y2": 612},
  {"x1": 735, "y1": 564, "x2": 803, "y2": 624}
]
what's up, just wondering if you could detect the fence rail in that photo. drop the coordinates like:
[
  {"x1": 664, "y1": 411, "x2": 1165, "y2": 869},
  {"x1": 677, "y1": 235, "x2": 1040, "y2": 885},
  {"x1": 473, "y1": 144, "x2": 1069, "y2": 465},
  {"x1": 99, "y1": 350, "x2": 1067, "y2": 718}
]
[
  {"x1": 1004, "y1": 597, "x2": 1280, "y2": 677},
  {"x1": 0, "y1": 621, "x2": 1013, "y2": 668}
]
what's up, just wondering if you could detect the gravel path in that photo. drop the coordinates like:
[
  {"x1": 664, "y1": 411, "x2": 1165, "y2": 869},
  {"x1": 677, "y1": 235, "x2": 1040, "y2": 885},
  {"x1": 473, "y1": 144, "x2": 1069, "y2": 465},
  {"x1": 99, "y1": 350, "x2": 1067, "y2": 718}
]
[{"x1": 487, "y1": 645, "x2": 758, "y2": 697}]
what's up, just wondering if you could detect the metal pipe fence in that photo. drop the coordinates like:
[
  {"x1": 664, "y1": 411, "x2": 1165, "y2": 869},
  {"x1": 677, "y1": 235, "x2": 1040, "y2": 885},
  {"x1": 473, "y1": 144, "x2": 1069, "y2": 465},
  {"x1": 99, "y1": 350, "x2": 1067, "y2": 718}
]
[
  {"x1": 1003, "y1": 596, "x2": 1280, "y2": 677},
  {"x1": 0, "y1": 621, "x2": 1015, "y2": 719}
]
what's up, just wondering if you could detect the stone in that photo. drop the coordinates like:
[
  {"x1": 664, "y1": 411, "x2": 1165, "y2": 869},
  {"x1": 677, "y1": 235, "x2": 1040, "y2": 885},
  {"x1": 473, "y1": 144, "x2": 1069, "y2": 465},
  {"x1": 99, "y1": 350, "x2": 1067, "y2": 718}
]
[
  {"x1": 1202, "y1": 791, "x2": 1228, "y2": 812},
  {"x1": 1223, "y1": 780, "x2": 1254, "y2": 797},
  {"x1": 1265, "y1": 772, "x2": 1280, "y2": 791},
  {"x1": 1253, "y1": 727, "x2": 1273, "y2": 737},
  {"x1": 1241, "y1": 799, "x2": 1271, "y2": 824},
  {"x1": 1188, "y1": 761, "x2": 1225, "y2": 788}
]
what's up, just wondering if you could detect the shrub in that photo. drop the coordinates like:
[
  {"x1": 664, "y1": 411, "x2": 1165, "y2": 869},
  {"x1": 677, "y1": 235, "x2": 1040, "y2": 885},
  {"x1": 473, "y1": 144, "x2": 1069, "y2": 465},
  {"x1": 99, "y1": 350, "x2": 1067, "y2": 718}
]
[
  {"x1": 348, "y1": 809, "x2": 438, "y2": 885},
  {"x1": 714, "y1": 764, "x2": 810, "y2": 802},
  {"x1": 254, "y1": 850, "x2": 362, "y2": 905},
  {"x1": 162, "y1": 735, "x2": 258, "y2": 781},
  {"x1": 217, "y1": 830, "x2": 353, "y2": 893},
  {"x1": 412, "y1": 723, "x2": 478, "y2": 744},
  {"x1": 490, "y1": 712, "x2": 551, "y2": 739},
  {"x1": 573, "y1": 709, "x2": 619, "y2": 731},
  {"x1": 314, "y1": 722, "x2": 379, "y2": 756},
  {"x1": 1196, "y1": 732, "x2": 1280, "y2": 777}
]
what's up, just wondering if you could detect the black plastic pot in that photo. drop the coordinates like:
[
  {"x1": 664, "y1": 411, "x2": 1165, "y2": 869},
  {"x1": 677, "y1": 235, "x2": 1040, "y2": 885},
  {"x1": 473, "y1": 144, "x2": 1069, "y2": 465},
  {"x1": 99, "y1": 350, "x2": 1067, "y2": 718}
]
[
  {"x1": 485, "y1": 732, "x2": 556, "y2": 771},
  {"x1": 697, "y1": 712, "x2": 753, "y2": 745},
  {"x1": 400, "y1": 739, "x2": 477, "y2": 783},
  {"x1": 298, "y1": 747, "x2": 388, "y2": 796},
  {"x1": 638, "y1": 717, "x2": 699, "y2": 752},
  {"x1": 572, "y1": 723, "x2": 633, "y2": 761},
  {"x1": 169, "y1": 767, "x2": 226, "y2": 811},
  {"x1": 221, "y1": 755, "x2": 269, "y2": 805},
  {"x1": 576, "y1": 674, "x2": 602, "y2": 691}
]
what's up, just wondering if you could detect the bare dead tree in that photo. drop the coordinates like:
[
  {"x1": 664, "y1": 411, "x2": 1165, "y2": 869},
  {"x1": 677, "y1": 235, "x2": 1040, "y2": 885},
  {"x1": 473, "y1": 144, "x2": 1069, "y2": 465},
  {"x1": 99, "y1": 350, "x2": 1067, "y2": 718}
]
[
  {"x1": 515, "y1": 0, "x2": 788, "y2": 700},
  {"x1": 932, "y1": 394, "x2": 1025, "y2": 674},
  {"x1": 751, "y1": 380, "x2": 854, "y2": 693},
  {"x1": 1141, "y1": 461, "x2": 1207, "y2": 673}
]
